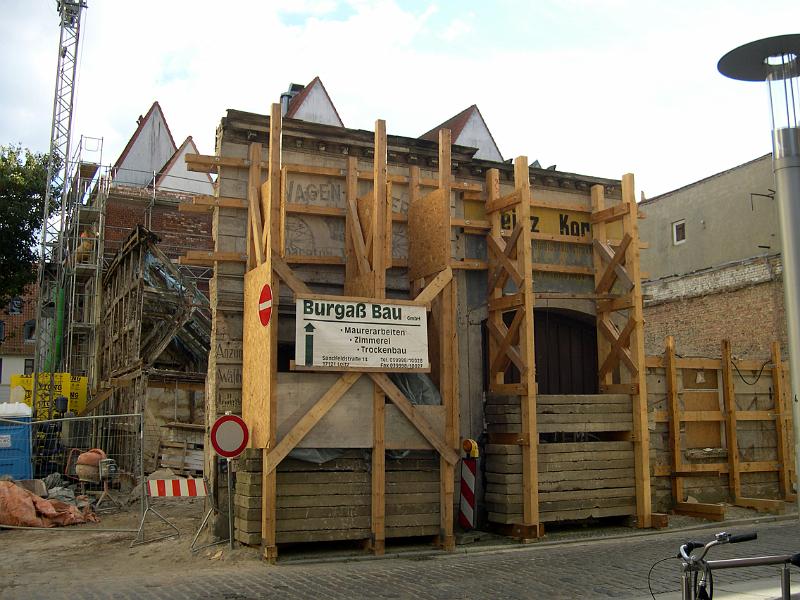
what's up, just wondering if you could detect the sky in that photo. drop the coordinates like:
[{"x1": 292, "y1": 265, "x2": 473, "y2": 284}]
[{"x1": 1, "y1": 0, "x2": 798, "y2": 198}]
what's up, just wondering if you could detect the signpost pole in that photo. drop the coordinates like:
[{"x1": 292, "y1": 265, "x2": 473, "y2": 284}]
[{"x1": 227, "y1": 456, "x2": 234, "y2": 550}]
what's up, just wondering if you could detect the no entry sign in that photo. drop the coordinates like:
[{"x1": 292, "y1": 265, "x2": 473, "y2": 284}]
[
  {"x1": 210, "y1": 414, "x2": 249, "y2": 459},
  {"x1": 258, "y1": 284, "x2": 273, "y2": 327}
]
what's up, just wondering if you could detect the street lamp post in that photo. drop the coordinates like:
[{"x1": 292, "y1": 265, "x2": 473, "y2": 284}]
[{"x1": 719, "y1": 34, "x2": 800, "y2": 514}]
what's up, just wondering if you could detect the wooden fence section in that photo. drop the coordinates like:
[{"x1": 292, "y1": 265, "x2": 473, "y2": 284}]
[
  {"x1": 484, "y1": 394, "x2": 637, "y2": 525},
  {"x1": 647, "y1": 336, "x2": 794, "y2": 517}
]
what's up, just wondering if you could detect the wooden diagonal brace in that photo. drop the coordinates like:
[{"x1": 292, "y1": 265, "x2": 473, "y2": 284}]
[
  {"x1": 247, "y1": 144, "x2": 265, "y2": 266},
  {"x1": 488, "y1": 222, "x2": 523, "y2": 291},
  {"x1": 370, "y1": 373, "x2": 458, "y2": 465},
  {"x1": 594, "y1": 234, "x2": 632, "y2": 294},
  {"x1": 487, "y1": 233, "x2": 523, "y2": 288},
  {"x1": 593, "y1": 238, "x2": 634, "y2": 291},
  {"x1": 272, "y1": 256, "x2": 311, "y2": 296},
  {"x1": 598, "y1": 316, "x2": 638, "y2": 378},
  {"x1": 414, "y1": 267, "x2": 453, "y2": 306},
  {"x1": 264, "y1": 372, "x2": 362, "y2": 474},
  {"x1": 488, "y1": 309, "x2": 526, "y2": 375},
  {"x1": 347, "y1": 191, "x2": 371, "y2": 276}
]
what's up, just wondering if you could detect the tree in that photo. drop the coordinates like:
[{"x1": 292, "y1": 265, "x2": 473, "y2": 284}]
[{"x1": 0, "y1": 145, "x2": 61, "y2": 307}]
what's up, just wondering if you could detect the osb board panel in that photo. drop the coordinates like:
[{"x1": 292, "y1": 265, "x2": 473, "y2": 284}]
[
  {"x1": 275, "y1": 372, "x2": 443, "y2": 450},
  {"x1": 408, "y1": 187, "x2": 450, "y2": 281},
  {"x1": 242, "y1": 261, "x2": 273, "y2": 448}
]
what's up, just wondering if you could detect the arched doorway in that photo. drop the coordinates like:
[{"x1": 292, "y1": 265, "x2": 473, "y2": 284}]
[{"x1": 533, "y1": 308, "x2": 598, "y2": 395}]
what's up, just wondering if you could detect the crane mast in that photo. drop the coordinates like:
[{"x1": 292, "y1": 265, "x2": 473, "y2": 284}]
[{"x1": 31, "y1": 0, "x2": 87, "y2": 417}]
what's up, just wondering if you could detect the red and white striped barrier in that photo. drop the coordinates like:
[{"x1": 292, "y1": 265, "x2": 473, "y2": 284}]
[
  {"x1": 146, "y1": 478, "x2": 208, "y2": 498},
  {"x1": 459, "y1": 439, "x2": 479, "y2": 530}
]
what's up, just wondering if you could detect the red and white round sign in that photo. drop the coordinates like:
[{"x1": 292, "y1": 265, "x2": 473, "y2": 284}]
[
  {"x1": 258, "y1": 284, "x2": 272, "y2": 327},
  {"x1": 210, "y1": 414, "x2": 249, "y2": 459}
]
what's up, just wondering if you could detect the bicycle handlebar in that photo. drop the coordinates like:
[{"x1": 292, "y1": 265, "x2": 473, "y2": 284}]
[
  {"x1": 729, "y1": 532, "x2": 757, "y2": 544},
  {"x1": 679, "y1": 531, "x2": 758, "y2": 564}
]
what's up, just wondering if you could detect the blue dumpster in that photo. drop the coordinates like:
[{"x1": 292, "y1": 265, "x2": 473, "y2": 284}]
[{"x1": 0, "y1": 407, "x2": 33, "y2": 480}]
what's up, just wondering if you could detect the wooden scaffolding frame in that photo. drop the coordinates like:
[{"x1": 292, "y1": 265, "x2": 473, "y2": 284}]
[
  {"x1": 484, "y1": 167, "x2": 653, "y2": 534},
  {"x1": 591, "y1": 175, "x2": 651, "y2": 528},
  {"x1": 239, "y1": 105, "x2": 460, "y2": 561},
  {"x1": 647, "y1": 336, "x2": 794, "y2": 518}
]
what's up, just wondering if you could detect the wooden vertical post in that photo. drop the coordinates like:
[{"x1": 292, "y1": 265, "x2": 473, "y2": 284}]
[
  {"x1": 371, "y1": 121, "x2": 388, "y2": 554},
  {"x1": 437, "y1": 129, "x2": 457, "y2": 551},
  {"x1": 665, "y1": 335, "x2": 684, "y2": 504},
  {"x1": 262, "y1": 103, "x2": 282, "y2": 563},
  {"x1": 591, "y1": 185, "x2": 613, "y2": 389},
  {"x1": 485, "y1": 169, "x2": 503, "y2": 390},
  {"x1": 721, "y1": 339, "x2": 741, "y2": 502},
  {"x1": 372, "y1": 119, "x2": 387, "y2": 296},
  {"x1": 371, "y1": 386, "x2": 385, "y2": 554},
  {"x1": 621, "y1": 174, "x2": 652, "y2": 528},
  {"x1": 772, "y1": 341, "x2": 793, "y2": 499},
  {"x1": 515, "y1": 156, "x2": 540, "y2": 531}
]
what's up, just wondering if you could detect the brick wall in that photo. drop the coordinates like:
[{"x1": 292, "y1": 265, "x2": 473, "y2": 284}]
[
  {"x1": 0, "y1": 284, "x2": 37, "y2": 357},
  {"x1": 104, "y1": 185, "x2": 213, "y2": 261},
  {"x1": 644, "y1": 271, "x2": 787, "y2": 359}
]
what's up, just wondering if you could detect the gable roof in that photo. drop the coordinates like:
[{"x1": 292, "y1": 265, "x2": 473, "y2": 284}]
[
  {"x1": 420, "y1": 104, "x2": 503, "y2": 162},
  {"x1": 285, "y1": 76, "x2": 344, "y2": 127},
  {"x1": 153, "y1": 136, "x2": 214, "y2": 193},
  {"x1": 112, "y1": 101, "x2": 178, "y2": 187}
]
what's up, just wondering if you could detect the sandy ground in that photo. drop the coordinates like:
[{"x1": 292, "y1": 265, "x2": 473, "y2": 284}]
[
  {"x1": 1, "y1": 496, "x2": 795, "y2": 592},
  {"x1": 1, "y1": 498, "x2": 262, "y2": 591}
]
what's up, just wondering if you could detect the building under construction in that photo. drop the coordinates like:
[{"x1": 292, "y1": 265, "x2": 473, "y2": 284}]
[{"x1": 20, "y1": 69, "x2": 795, "y2": 557}]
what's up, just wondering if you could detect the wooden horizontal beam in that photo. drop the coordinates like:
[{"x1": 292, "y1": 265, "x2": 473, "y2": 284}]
[
  {"x1": 179, "y1": 250, "x2": 247, "y2": 266},
  {"x1": 652, "y1": 461, "x2": 780, "y2": 477},
  {"x1": 591, "y1": 203, "x2": 630, "y2": 224},
  {"x1": 485, "y1": 189, "x2": 521, "y2": 214},
  {"x1": 451, "y1": 259, "x2": 487, "y2": 270},
  {"x1": 194, "y1": 195, "x2": 248, "y2": 209},
  {"x1": 185, "y1": 153, "x2": 256, "y2": 173},
  {"x1": 599, "y1": 382, "x2": 639, "y2": 394},
  {"x1": 532, "y1": 263, "x2": 594, "y2": 276},
  {"x1": 531, "y1": 232, "x2": 592, "y2": 245},
  {"x1": 673, "y1": 502, "x2": 725, "y2": 521},
  {"x1": 488, "y1": 293, "x2": 524, "y2": 312},
  {"x1": 645, "y1": 356, "x2": 723, "y2": 370},
  {"x1": 532, "y1": 198, "x2": 591, "y2": 214},
  {"x1": 452, "y1": 218, "x2": 490, "y2": 231},
  {"x1": 736, "y1": 497, "x2": 786, "y2": 514}
]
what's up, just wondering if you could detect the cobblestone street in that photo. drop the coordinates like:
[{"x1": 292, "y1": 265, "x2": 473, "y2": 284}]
[{"x1": 4, "y1": 518, "x2": 800, "y2": 599}]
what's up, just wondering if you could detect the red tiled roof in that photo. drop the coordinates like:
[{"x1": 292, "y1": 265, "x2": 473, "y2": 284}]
[
  {"x1": 285, "y1": 76, "x2": 344, "y2": 127},
  {"x1": 419, "y1": 105, "x2": 477, "y2": 142}
]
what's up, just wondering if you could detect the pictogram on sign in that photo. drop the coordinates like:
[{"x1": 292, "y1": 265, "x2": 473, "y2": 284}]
[{"x1": 258, "y1": 284, "x2": 273, "y2": 327}]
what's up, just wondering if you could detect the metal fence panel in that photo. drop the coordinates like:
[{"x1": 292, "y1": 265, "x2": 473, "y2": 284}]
[{"x1": 0, "y1": 413, "x2": 144, "y2": 532}]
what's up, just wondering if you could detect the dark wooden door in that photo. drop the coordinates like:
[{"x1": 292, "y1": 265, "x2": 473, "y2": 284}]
[{"x1": 534, "y1": 309, "x2": 597, "y2": 394}]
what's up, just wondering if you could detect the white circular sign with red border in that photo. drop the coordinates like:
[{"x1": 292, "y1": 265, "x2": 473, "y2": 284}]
[
  {"x1": 210, "y1": 414, "x2": 249, "y2": 459},
  {"x1": 258, "y1": 284, "x2": 273, "y2": 327}
]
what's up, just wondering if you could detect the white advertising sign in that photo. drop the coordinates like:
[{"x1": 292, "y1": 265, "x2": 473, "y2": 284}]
[{"x1": 295, "y1": 298, "x2": 429, "y2": 371}]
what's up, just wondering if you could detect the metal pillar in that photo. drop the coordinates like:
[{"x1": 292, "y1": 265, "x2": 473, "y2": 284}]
[{"x1": 774, "y1": 126, "x2": 800, "y2": 515}]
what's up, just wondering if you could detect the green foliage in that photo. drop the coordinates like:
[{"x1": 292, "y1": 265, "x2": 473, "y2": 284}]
[{"x1": 0, "y1": 145, "x2": 61, "y2": 307}]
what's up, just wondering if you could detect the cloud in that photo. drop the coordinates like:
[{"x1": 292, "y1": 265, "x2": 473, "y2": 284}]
[
  {"x1": 0, "y1": 0, "x2": 797, "y2": 199},
  {"x1": 439, "y1": 16, "x2": 473, "y2": 42}
]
